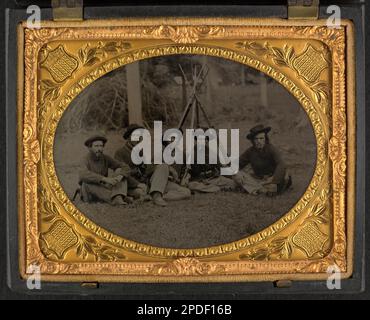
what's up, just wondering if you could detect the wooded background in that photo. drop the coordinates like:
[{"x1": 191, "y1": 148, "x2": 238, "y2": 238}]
[{"x1": 58, "y1": 55, "x2": 282, "y2": 133}]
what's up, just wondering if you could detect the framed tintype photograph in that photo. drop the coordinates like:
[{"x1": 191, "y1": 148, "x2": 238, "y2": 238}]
[{"x1": 7, "y1": 2, "x2": 363, "y2": 291}]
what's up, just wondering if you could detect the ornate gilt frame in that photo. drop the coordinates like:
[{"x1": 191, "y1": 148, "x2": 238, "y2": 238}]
[{"x1": 18, "y1": 18, "x2": 355, "y2": 283}]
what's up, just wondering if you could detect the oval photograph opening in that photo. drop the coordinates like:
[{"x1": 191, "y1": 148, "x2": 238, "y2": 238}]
[{"x1": 54, "y1": 54, "x2": 317, "y2": 249}]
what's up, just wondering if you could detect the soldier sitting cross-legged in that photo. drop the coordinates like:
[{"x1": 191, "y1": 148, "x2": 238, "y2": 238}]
[
  {"x1": 233, "y1": 125, "x2": 292, "y2": 197},
  {"x1": 78, "y1": 135, "x2": 146, "y2": 206},
  {"x1": 114, "y1": 124, "x2": 191, "y2": 207}
]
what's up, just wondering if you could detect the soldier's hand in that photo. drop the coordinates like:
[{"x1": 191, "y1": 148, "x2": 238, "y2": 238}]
[
  {"x1": 265, "y1": 184, "x2": 278, "y2": 194},
  {"x1": 102, "y1": 177, "x2": 117, "y2": 186},
  {"x1": 263, "y1": 176, "x2": 274, "y2": 185},
  {"x1": 131, "y1": 167, "x2": 141, "y2": 177},
  {"x1": 169, "y1": 167, "x2": 179, "y2": 183},
  {"x1": 114, "y1": 175, "x2": 123, "y2": 183}
]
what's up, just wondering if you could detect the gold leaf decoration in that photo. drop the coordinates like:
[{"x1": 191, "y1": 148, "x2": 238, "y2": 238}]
[
  {"x1": 24, "y1": 139, "x2": 40, "y2": 164},
  {"x1": 235, "y1": 41, "x2": 269, "y2": 55},
  {"x1": 76, "y1": 234, "x2": 126, "y2": 262},
  {"x1": 78, "y1": 41, "x2": 132, "y2": 67},
  {"x1": 143, "y1": 26, "x2": 225, "y2": 44},
  {"x1": 240, "y1": 236, "x2": 294, "y2": 261},
  {"x1": 40, "y1": 188, "x2": 61, "y2": 223},
  {"x1": 236, "y1": 41, "x2": 330, "y2": 114},
  {"x1": 150, "y1": 258, "x2": 226, "y2": 276},
  {"x1": 236, "y1": 41, "x2": 296, "y2": 68},
  {"x1": 40, "y1": 79, "x2": 62, "y2": 103},
  {"x1": 39, "y1": 187, "x2": 126, "y2": 262},
  {"x1": 241, "y1": 190, "x2": 331, "y2": 262},
  {"x1": 311, "y1": 81, "x2": 330, "y2": 113}
]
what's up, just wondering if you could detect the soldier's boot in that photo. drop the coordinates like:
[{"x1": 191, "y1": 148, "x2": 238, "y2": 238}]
[
  {"x1": 112, "y1": 195, "x2": 133, "y2": 206},
  {"x1": 151, "y1": 192, "x2": 167, "y2": 207},
  {"x1": 124, "y1": 196, "x2": 134, "y2": 204},
  {"x1": 112, "y1": 195, "x2": 127, "y2": 206}
]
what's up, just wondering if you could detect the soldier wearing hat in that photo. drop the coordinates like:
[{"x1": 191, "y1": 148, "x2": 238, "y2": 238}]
[
  {"x1": 233, "y1": 125, "x2": 292, "y2": 196},
  {"x1": 79, "y1": 134, "x2": 145, "y2": 205},
  {"x1": 114, "y1": 124, "x2": 191, "y2": 207},
  {"x1": 186, "y1": 129, "x2": 235, "y2": 193}
]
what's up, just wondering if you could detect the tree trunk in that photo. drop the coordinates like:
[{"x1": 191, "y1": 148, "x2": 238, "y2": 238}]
[
  {"x1": 126, "y1": 62, "x2": 143, "y2": 125},
  {"x1": 202, "y1": 55, "x2": 212, "y2": 117},
  {"x1": 181, "y1": 73, "x2": 187, "y2": 111},
  {"x1": 260, "y1": 72, "x2": 268, "y2": 108}
]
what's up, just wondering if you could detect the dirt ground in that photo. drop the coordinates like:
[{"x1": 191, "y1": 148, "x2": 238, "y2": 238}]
[
  {"x1": 71, "y1": 178, "x2": 310, "y2": 249},
  {"x1": 54, "y1": 81, "x2": 317, "y2": 249}
]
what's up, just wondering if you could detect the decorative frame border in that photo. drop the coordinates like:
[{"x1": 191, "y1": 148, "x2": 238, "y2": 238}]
[{"x1": 18, "y1": 18, "x2": 355, "y2": 282}]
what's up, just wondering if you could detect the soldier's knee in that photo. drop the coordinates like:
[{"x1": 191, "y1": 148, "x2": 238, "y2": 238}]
[
  {"x1": 81, "y1": 182, "x2": 88, "y2": 192},
  {"x1": 232, "y1": 173, "x2": 243, "y2": 185},
  {"x1": 156, "y1": 164, "x2": 169, "y2": 172},
  {"x1": 136, "y1": 185, "x2": 147, "y2": 197},
  {"x1": 80, "y1": 183, "x2": 91, "y2": 202},
  {"x1": 181, "y1": 187, "x2": 191, "y2": 198}
]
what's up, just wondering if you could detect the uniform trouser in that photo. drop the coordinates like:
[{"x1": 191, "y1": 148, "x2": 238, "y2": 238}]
[
  {"x1": 188, "y1": 176, "x2": 236, "y2": 193},
  {"x1": 149, "y1": 164, "x2": 191, "y2": 201},
  {"x1": 233, "y1": 165, "x2": 285, "y2": 194},
  {"x1": 81, "y1": 178, "x2": 141, "y2": 204}
]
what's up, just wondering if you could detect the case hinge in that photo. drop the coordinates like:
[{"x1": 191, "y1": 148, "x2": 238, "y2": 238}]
[
  {"x1": 52, "y1": 0, "x2": 84, "y2": 21},
  {"x1": 288, "y1": 0, "x2": 319, "y2": 19},
  {"x1": 274, "y1": 280, "x2": 292, "y2": 288},
  {"x1": 81, "y1": 282, "x2": 99, "y2": 289}
]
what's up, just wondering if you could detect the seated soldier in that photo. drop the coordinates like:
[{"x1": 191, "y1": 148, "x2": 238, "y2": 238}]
[
  {"x1": 114, "y1": 124, "x2": 191, "y2": 207},
  {"x1": 79, "y1": 135, "x2": 146, "y2": 206},
  {"x1": 233, "y1": 125, "x2": 292, "y2": 196},
  {"x1": 186, "y1": 131, "x2": 235, "y2": 193}
]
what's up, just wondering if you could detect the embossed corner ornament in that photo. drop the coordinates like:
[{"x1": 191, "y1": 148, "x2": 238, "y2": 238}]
[
  {"x1": 40, "y1": 45, "x2": 79, "y2": 83},
  {"x1": 19, "y1": 19, "x2": 354, "y2": 282}
]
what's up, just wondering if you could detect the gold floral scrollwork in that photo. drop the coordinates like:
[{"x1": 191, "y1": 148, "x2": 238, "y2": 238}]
[
  {"x1": 240, "y1": 190, "x2": 331, "y2": 261},
  {"x1": 75, "y1": 234, "x2": 126, "y2": 262},
  {"x1": 23, "y1": 123, "x2": 40, "y2": 195},
  {"x1": 24, "y1": 28, "x2": 73, "y2": 82},
  {"x1": 239, "y1": 236, "x2": 294, "y2": 261},
  {"x1": 235, "y1": 41, "x2": 296, "y2": 68},
  {"x1": 293, "y1": 26, "x2": 345, "y2": 49},
  {"x1": 296, "y1": 232, "x2": 346, "y2": 273},
  {"x1": 40, "y1": 188, "x2": 126, "y2": 262},
  {"x1": 143, "y1": 26, "x2": 225, "y2": 43},
  {"x1": 24, "y1": 139, "x2": 40, "y2": 165},
  {"x1": 329, "y1": 135, "x2": 347, "y2": 191},
  {"x1": 150, "y1": 258, "x2": 226, "y2": 276},
  {"x1": 235, "y1": 41, "x2": 331, "y2": 113},
  {"x1": 78, "y1": 41, "x2": 132, "y2": 67},
  {"x1": 40, "y1": 79, "x2": 63, "y2": 104}
]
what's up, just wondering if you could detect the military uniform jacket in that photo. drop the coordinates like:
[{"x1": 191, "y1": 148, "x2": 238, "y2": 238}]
[
  {"x1": 238, "y1": 144, "x2": 286, "y2": 184},
  {"x1": 79, "y1": 152, "x2": 130, "y2": 184}
]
